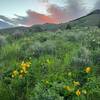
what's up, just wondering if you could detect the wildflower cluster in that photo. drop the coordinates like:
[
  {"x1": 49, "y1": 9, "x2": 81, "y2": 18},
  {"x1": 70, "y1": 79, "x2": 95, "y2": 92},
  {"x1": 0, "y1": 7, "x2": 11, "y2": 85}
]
[
  {"x1": 63, "y1": 67, "x2": 92, "y2": 97},
  {"x1": 11, "y1": 60, "x2": 31, "y2": 78}
]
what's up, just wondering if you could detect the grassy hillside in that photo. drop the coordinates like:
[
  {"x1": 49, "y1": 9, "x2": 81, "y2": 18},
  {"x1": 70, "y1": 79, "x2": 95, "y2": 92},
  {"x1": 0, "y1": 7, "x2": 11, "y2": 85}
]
[
  {"x1": 69, "y1": 10, "x2": 100, "y2": 27},
  {"x1": 0, "y1": 26, "x2": 100, "y2": 100}
]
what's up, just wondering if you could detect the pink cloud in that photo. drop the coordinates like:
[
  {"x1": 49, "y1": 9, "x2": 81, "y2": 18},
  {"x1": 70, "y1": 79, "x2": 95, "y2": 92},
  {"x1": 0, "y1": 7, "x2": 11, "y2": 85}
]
[{"x1": 25, "y1": 10, "x2": 58, "y2": 26}]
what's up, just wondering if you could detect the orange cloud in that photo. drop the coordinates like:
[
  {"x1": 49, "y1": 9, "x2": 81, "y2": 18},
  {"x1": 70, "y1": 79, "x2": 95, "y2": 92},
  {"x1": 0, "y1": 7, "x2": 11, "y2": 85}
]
[{"x1": 25, "y1": 10, "x2": 58, "y2": 26}]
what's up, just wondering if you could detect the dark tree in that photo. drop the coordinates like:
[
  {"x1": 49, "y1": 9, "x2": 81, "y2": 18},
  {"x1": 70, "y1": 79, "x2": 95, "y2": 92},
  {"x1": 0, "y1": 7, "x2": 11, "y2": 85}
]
[
  {"x1": 66, "y1": 24, "x2": 72, "y2": 30},
  {"x1": 97, "y1": 20, "x2": 100, "y2": 28},
  {"x1": 33, "y1": 26, "x2": 43, "y2": 32}
]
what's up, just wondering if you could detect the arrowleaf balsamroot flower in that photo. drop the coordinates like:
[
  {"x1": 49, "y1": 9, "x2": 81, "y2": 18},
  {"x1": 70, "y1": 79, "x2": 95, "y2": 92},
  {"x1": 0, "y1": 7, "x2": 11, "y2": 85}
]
[
  {"x1": 85, "y1": 67, "x2": 92, "y2": 73},
  {"x1": 76, "y1": 89, "x2": 81, "y2": 96},
  {"x1": 12, "y1": 70, "x2": 19, "y2": 78},
  {"x1": 64, "y1": 86, "x2": 72, "y2": 91},
  {"x1": 73, "y1": 81, "x2": 80, "y2": 86},
  {"x1": 21, "y1": 61, "x2": 31, "y2": 72},
  {"x1": 21, "y1": 61, "x2": 31, "y2": 68}
]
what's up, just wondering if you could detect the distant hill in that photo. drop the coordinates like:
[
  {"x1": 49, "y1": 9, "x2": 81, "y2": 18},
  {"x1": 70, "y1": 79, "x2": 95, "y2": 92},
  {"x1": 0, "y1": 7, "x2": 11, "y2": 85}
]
[
  {"x1": 0, "y1": 20, "x2": 13, "y2": 29},
  {"x1": 69, "y1": 9, "x2": 100, "y2": 27},
  {"x1": 0, "y1": 16, "x2": 15, "y2": 29}
]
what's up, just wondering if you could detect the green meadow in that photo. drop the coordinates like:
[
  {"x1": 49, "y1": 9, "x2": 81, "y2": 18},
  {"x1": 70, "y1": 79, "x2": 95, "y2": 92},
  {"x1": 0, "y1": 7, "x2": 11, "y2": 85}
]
[{"x1": 0, "y1": 26, "x2": 100, "y2": 100}]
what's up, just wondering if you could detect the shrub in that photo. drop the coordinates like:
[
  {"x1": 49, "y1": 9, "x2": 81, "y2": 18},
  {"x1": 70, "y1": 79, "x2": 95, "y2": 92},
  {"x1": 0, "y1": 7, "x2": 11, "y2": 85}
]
[
  {"x1": 0, "y1": 81, "x2": 14, "y2": 100},
  {"x1": 29, "y1": 82, "x2": 64, "y2": 100},
  {"x1": 26, "y1": 40, "x2": 56, "y2": 58},
  {"x1": 12, "y1": 30, "x2": 24, "y2": 39},
  {"x1": 31, "y1": 26, "x2": 44, "y2": 32},
  {"x1": 71, "y1": 47, "x2": 92, "y2": 68},
  {"x1": 0, "y1": 35, "x2": 7, "y2": 47},
  {"x1": 92, "y1": 48, "x2": 100, "y2": 65}
]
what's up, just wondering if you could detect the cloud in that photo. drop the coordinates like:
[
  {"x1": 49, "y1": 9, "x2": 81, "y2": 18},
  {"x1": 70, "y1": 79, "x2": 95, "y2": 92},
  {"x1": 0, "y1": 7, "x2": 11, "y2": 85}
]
[
  {"x1": 11, "y1": 10, "x2": 57, "y2": 26},
  {"x1": 24, "y1": 10, "x2": 58, "y2": 26},
  {"x1": 39, "y1": 0, "x2": 48, "y2": 3},
  {"x1": 47, "y1": 0, "x2": 86, "y2": 23},
  {"x1": 47, "y1": 4, "x2": 70, "y2": 23},
  {"x1": 94, "y1": 0, "x2": 100, "y2": 9},
  {"x1": 13, "y1": 0, "x2": 86, "y2": 26},
  {"x1": 0, "y1": 15, "x2": 13, "y2": 23},
  {"x1": 66, "y1": 0, "x2": 85, "y2": 17}
]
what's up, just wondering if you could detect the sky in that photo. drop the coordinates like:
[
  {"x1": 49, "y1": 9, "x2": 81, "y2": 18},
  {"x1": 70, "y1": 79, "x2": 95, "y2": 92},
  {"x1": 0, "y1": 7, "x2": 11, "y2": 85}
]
[{"x1": 0, "y1": 0, "x2": 100, "y2": 26}]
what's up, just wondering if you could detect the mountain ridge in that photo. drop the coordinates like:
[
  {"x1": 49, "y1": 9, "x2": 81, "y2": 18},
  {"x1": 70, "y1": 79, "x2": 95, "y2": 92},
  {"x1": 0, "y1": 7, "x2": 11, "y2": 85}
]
[{"x1": 69, "y1": 9, "x2": 100, "y2": 26}]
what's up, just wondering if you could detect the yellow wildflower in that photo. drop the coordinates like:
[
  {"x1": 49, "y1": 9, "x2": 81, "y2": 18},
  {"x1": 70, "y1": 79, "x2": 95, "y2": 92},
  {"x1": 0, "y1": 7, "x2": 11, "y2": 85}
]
[
  {"x1": 85, "y1": 67, "x2": 92, "y2": 73},
  {"x1": 73, "y1": 81, "x2": 80, "y2": 86},
  {"x1": 64, "y1": 86, "x2": 72, "y2": 91},
  {"x1": 22, "y1": 66, "x2": 27, "y2": 71},
  {"x1": 20, "y1": 70, "x2": 24, "y2": 73},
  {"x1": 76, "y1": 89, "x2": 81, "y2": 96},
  {"x1": 12, "y1": 70, "x2": 18, "y2": 77},
  {"x1": 24, "y1": 70, "x2": 28, "y2": 74},
  {"x1": 21, "y1": 61, "x2": 31, "y2": 69},
  {"x1": 21, "y1": 69, "x2": 27, "y2": 74},
  {"x1": 13, "y1": 70, "x2": 18, "y2": 75}
]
